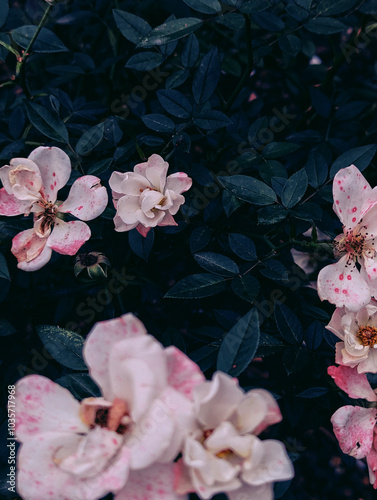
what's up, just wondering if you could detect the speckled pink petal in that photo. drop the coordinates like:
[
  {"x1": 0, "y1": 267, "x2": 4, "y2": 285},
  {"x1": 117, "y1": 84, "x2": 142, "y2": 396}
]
[
  {"x1": 328, "y1": 365, "x2": 377, "y2": 401},
  {"x1": 166, "y1": 173, "x2": 192, "y2": 195},
  {"x1": 0, "y1": 188, "x2": 32, "y2": 216},
  {"x1": 332, "y1": 165, "x2": 372, "y2": 230},
  {"x1": 236, "y1": 389, "x2": 282, "y2": 435},
  {"x1": 1, "y1": 158, "x2": 41, "y2": 194},
  {"x1": 15, "y1": 375, "x2": 87, "y2": 441},
  {"x1": 363, "y1": 255, "x2": 377, "y2": 281},
  {"x1": 367, "y1": 443, "x2": 377, "y2": 489},
  {"x1": 17, "y1": 244, "x2": 52, "y2": 272},
  {"x1": 28, "y1": 146, "x2": 71, "y2": 203},
  {"x1": 11, "y1": 229, "x2": 48, "y2": 264},
  {"x1": 59, "y1": 176, "x2": 108, "y2": 221},
  {"x1": 165, "y1": 346, "x2": 205, "y2": 400},
  {"x1": 115, "y1": 463, "x2": 187, "y2": 500},
  {"x1": 46, "y1": 220, "x2": 91, "y2": 255},
  {"x1": 6, "y1": 164, "x2": 43, "y2": 201},
  {"x1": 194, "y1": 372, "x2": 244, "y2": 428},
  {"x1": 317, "y1": 255, "x2": 371, "y2": 311},
  {"x1": 331, "y1": 405, "x2": 377, "y2": 458},
  {"x1": 84, "y1": 314, "x2": 147, "y2": 400}
]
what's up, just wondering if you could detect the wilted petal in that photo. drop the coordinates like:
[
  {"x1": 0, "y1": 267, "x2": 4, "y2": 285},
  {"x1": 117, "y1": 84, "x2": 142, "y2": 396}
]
[
  {"x1": 59, "y1": 176, "x2": 108, "y2": 221},
  {"x1": 15, "y1": 375, "x2": 87, "y2": 441},
  {"x1": 28, "y1": 146, "x2": 71, "y2": 203},
  {"x1": 165, "y1": 346, "x2": 205, "y2": 400},
  {"x1": 331, "y1": 405, "x2": 377, "y2": 458},
  {"x1": 317, "y1": 255, "x2": 371, "y2": 311},
  {"x1": 17, "y1": 244, "x2": 53, "y2": 272},
  {"x1": 166, "y1": 172, "x2": 192, "y2": 195},
  {"x1": 115, "y1": 464, "x2": 186, "y2": 500},
  {"x1": 0, "y1": 188, "x2": 32, "y2": 216},
  {"x1": 11, "y1": 229, "x2": 48, "y2": 264},
  {"x1": 328, "y1": 365, "x2": 377, "y2": 401},
  {"x1": 7, "y1": 164, "x2": 43, "y2": 201},
  {"x1": 84, "y1": 314, "x2": 147, "y2": 400},
  {"x1": 47, "y1": 220, "x2": 90, "y2": 256},
  {"x1": 194, "y1": 372, "x2": 244, "y2": 428}
]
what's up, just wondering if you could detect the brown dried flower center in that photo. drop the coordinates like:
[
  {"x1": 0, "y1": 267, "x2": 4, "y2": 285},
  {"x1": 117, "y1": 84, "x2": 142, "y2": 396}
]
[{"x1": 357, "y1": 325, "x2": 377, "y2": 347}]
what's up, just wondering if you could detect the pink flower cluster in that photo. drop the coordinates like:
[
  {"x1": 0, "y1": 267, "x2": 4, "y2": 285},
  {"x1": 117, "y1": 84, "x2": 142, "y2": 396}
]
[
  {"x1": 14, "y1": 314, "x2": 293, "y2": 500},
  {"x1": 317, "y1": 165, "x2": 377, "y2": 488}
]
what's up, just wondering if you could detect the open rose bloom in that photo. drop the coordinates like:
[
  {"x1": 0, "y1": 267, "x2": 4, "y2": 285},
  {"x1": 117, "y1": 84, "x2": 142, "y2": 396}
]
[
  {"x1": 109, "y1": 154, "x2": 192, "y2": 237},
  {"x1": 0, "y1": 147, "x2": 108, "y2": 271},
  {"x1": 328, "y1": 365, "x2": 377, "y2": 488},
  {"x1": 15, "y1": 313, "x2": 204, "y2": 500},
  {"x1": 174, "y1": 372, "x2": 294, "y2": 500},
  {"x1": 317, "y1": 165, "x2": 377, "y2": 311},
  {"x1": 327, "y1": 302, "x2": 377, "y2": 373}
]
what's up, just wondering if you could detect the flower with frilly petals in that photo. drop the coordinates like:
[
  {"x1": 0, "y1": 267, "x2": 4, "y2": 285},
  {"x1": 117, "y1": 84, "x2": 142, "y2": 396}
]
[
  {"x1": 0, "y1": 147, "x2": 108, "y2": 271},
  {"x1": 174, "y1": 372, "x2": 294, "y2": 500},
  {"x1": 109, "y1": 154, "x2": 192, "y2": 237},
  {"x1": 327, "y1": 302, "x2": 377, "y2": 373},
  {"x1": 328, "y1": 365, "x2": 377, "y2": 488},
  {"x1": 317, "y1": 165, "x2": 377, "y2": 311},
  {"x1": 15, "y1": 313, "x2": 204, "y2": 500}
]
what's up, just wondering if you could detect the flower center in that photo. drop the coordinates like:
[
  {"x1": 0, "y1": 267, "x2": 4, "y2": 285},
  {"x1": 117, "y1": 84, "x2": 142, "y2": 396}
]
[
  {"x1": 335, "y1": 230, "x2": 366, "y2": 259},
  {"x1": 79, "y1": 397, "x2": 131, "y2": 435},
  {"x1": 357, "y1": 325, "x2": 377, "y2": 347},
  {"x1": 202, "y1": 429, "x2": 233, "y2": 459},
  {"x1": 34, "y1": 200, "x2": 59, "y2": 236}
]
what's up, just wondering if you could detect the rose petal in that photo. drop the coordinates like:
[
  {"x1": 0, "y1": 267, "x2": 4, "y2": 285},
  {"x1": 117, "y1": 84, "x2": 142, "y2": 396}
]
[
  {"x1": 358, "y1": 349, "x2": 377, "y2": 373},
  {"x1": 134, "y1": 154, "x2": 169, "y2": 192},
  {"x1": 331, "y1": 405, "x2": 377, "y2": 458},
  {"x1": 317, "y1": 255, "x2": 371, "y2": 311},
  {"x1": 158, "y1": 212, "x2": 178, "y2": 227},
  {"x1": 328, "y1": 365, "x2": 377, "y2": 401},
  {"x1": 83, "y1": 314, "x2": 147, "y2": 400},
  {"x1": 227, "y1": 484, "x2": 274, "y2": 500},
  {"x1": 17, "y1": 244, "x2": 53, "y2": 272},
  {"x1": 59, "y1": 176, "x2": 108, "y2": 221},
  {"x1": 166, "y1": 173, "x2": 192, "y2": 195},
  {"x1": 120, "y1": 172, "x2": 150, "y2": 195},
  {"x1": 193, "y1": 372, "x2": 244, "y2": 428},
  {"x1": 109, "y1": 171, "x2": 128, "y2": 194},
  {"x1": 367, "y1": 445, "x2": 377, "y2": 489},
  {"x1": 326, "y1": 307, "x2": 345, "y2": 340},
  {"x1": 46, "y1": 220, "x2": 90, "y2": 256},
  {"x1": 113, "y1": 214, "x2": 138, "y2": 232},
  {"x1": 235, "y1": 389, "x2": 282, "y2": 435},
  {"x1": 11, "y1": 229, "x2": 48, "y2": 264},
  {"x1": 136, "y1": 224, "x2": 152, "y2": 237},
  {"x1": 165, "y1": 346, "x2": 205, "y2": 400},
  {"x1": 15, "y1": 375, "x2": 87, "y2": 441},
  {"x1": 115, "y1": 464, "x2": 186, "y2": 500},
  {"x1": 141, "y1": 190, "x2": 164, "y2": 214},
  {"x1": 6, "y1": 163, "x2": 43, "y2": 201},
  {"x1": 116, "y1": 195, "x2": 141, "y2": 224},
  {"x1": 0, "y1": 188, "x2": 32, "y2": 216},
  {"x1": 1, "y1": 158, "x2": 42, "y2": 197},
  {"x1": 28, "y1": 146, "x2": 71, "y2": 203}
]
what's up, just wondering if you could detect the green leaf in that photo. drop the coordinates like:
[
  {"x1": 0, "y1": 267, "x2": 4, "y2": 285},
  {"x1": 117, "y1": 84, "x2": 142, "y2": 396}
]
[
  {"x1": 305, "y1": 150, "x2": 328, "y2": 188},
  {"x1": 56, "y1": 373, "x2": 101, "y2": 399},
  {"x1": 274, "y1": 302, "x2": 304, "y2": 345},
  {"x1": 0, "y1": 253, "x2": 10, "y2": 281},
  {"x1": 141, "y1": 114, "x2": 175, "y2": 133},
  {"x1": 252, "y1": 11, "x2": 285, "y2": 32},
  {"x1": 0, "y1": 0, "x2": 9, "y2": 30},
  {"x1": 218, "y1": 175, "x2": 277, "y2": 205},
  {"x1": 157, "y1": 89, "x2": 192, "y2": 118},
  {"x1": 0, "y1": 34, "x2": 16, "y2": 61},
  {"x1": 330, "y1": 145, "x2": 377, "y2": 178},
  {"x1": 183, "y1": 0, "x2": 222, "y2": 14},
  {"x1": 283, "y1": 346, "x2": 311, "y2": 374},
  {"x1": 11, "y1": 26, "x2": 68, "y2": 53},
  {"x1": 278, "y1": 34, "x2": 302, "y2": 57},
  {"x1": 166, "y1": 69, "x2": 190, "y2": 89},
  {"x1": 217, "y1": 308, "x2": 260, "y2": 377},
  {"x1": 240, "y1": 0, "x2": 271, "y2": 13},
  {"x1": 258, "y1": 205, "x2": 287, "y2": 224},
  {"x1": 317, "y1": 0, "x2": 358, "y2": 15},
  {"x1": 190, "y1": 226, "x2": 212, "y2": 253},
  {"x1": 194, "y1": 252, "x2": 239, "y2": 277},
  {"x1": 36, "y1": 325, "x2": 87, "y2": 370},
  {"x1": 129, "y1": 228, "x2": 154, "y2": 261},
  {"x1": 192, "y1": 48, "x2": 221, "y2": 104},
  {"x1": 181, "y1": 34, "x2": 200, "y2": 68},
  {"x1": 256, "y1": 332, "x2": 284, "y2": 357},
  {"x1": 228, "y1": 233, "x2": 257, "y2": 261},
  {"x1": 263, "y1": 142, "x2": 300, "y2": 159},
  {"x1": 281, "y1": 169, "x2": 308, "y2": 208},
  {"x1": 87, "y1": 158, "x2": 113, "y2": 176},
  {"x1": 193, "y1": 110, "x2": 231, "y2": 130},
  {"x1": 138, "y1": 18, "x2": 203, "y2": 48},
  {"x1": 305, "y1": 320, "x2": 324, "y2": 350},
  {"x1": 76, "y1": 122, "x2": 105, "y2": 156},
  {"x1": 305, "y1": 17, "x2": 348, "y2": 34},
  {"x1": 113, "y1": 10, "x2": 151, "y2": 44},
  {"x1": 260, "y1": 260, "x2": 288, "y2": 281},
  {"x1": 297, "y1": 387, "x2": 329, "y2": 398},
  {"x1": 0, "y1": 318, "x2": 16, "y2": 337},
  {"x1": 126, "y1": 52, "x2": 165, "y2": 70},
  {"x1": 165, "y1": 273, "x2": 227, "y2": 299},
  {"x1": 26, "y1": 102, "x2": 69, "y2": 143},
  {"x1": 231, "y1": 275, "x2": 260, "y2": 303}
]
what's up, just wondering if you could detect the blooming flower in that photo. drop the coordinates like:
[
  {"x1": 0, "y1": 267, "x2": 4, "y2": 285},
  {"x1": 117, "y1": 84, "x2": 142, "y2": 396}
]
[
  {"x1": 109, "y1": 154, "x2": 192, "y2": 237},
  {"x1": 0, "y1": 147, "x2": 108, "y2": 271},
  {"x1": 174, "y1": 372, "x2": 294, "y2": 500},
  {"x1": 15, "y1": 313, "x2": 204, "y2": 500},
  {"x1": 328, "y1": 365, "x2": 377, "y2": 488},
  {"x1": 317, "y1": 165, "x2": 377, "y2": 311},
  {"x1": 327, "y1": 302, "x2": 377, "y2": 373}
]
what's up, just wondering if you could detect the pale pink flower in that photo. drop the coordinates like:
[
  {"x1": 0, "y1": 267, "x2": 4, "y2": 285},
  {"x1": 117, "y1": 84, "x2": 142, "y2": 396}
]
[
  {"x1": 317, "y1": 165, "x2": 377, "y2": 311},
  {"x1": 109, "y1": 154, "x2": 192, "y2": 237},
  {"x1": 15, "y1": 313, "x2": 204, "y2": 500},
  {"x1": 327, "y1": 302, "x2": 377, "y2": 373},
  {"x1": 0, "y1": 147, "x2": 108, "y2": 271},
  {"x1": 174, "y1": 372, "x2": 294, "y2": 500},
  {"x1": 328, "y1": 365, "x2": 377, "y2": 488}
]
